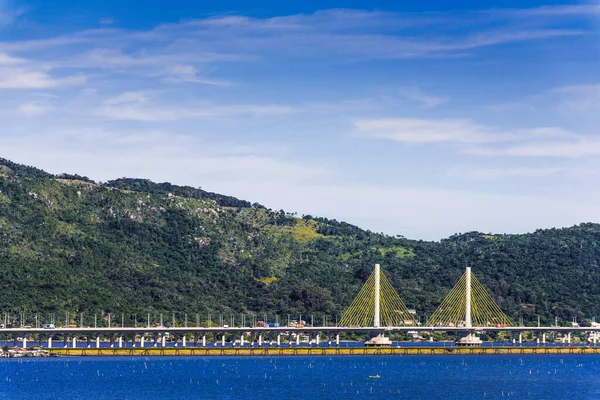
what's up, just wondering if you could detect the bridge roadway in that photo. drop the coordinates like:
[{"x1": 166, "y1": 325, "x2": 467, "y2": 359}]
[{"x1": 2, "y1": 326, "x2": 600, "y2": 335}]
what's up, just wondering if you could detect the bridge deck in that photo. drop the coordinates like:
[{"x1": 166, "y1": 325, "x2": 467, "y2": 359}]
[{"x1": 47, "y1": 346, "x2": 600, "y2": 357}]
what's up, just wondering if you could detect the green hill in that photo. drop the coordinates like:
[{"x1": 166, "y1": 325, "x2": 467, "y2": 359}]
[{"x1": 1, "y1": 157, "x2": 599, "y2": 326}]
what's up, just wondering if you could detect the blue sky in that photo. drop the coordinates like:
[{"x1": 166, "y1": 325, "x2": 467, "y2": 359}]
[{"x1": 1, "y1": 0, "x2": 599, "y2": 239}]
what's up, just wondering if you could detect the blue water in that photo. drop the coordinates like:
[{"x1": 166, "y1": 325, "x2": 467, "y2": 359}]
[{"x1": 1, "y1": 355, "x2": 600, "y2": 399}]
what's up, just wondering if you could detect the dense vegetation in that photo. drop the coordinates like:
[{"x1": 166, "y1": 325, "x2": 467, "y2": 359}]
[{"x1": 1, "y1": 158, "x2": 599, "y2": 327}]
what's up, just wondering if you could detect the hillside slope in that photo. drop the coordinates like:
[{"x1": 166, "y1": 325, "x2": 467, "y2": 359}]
[{"x1": 1, "y1": 158, "x2": 599, "y2": 326}]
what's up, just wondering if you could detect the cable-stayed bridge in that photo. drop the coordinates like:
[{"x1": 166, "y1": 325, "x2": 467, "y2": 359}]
[{"x1": 1, "y1": 264, "x2": 599, "y2": 348}]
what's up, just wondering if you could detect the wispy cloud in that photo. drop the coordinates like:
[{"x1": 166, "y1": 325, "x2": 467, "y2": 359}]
[
  {"x1": 355, "y1": 118, "x2": 571, "y2": 144},
  {"x1": 447, "y1": 165, "x2": 597, "y2": 180},
  {"x1": 96, "y1": 99, "x2": 295, "y2": 121},
  {"x1": 490, "y1": 83, "x2": 600, "y2": 114},
  {"x1": 17, "y1": 102, "x2": 52, "y2": 116},
  {"x1": 0, "y1": 0, "x2": 26, "y2": 27},
  {"x1": 468, "y1": 139, "x2": 600, "y2": 158},
  {"x1": 0, "y1": 66, "x2": 86, "y2": 89},
  {"x1": 397, "y1": 86, "x2": 448, "y2": 107},
  {"x1": 357, "y1": 117, "x2": 600, "y2": 159}
]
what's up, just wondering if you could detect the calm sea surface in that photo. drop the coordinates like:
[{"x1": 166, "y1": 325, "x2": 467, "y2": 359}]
[{"x1": 1, "y1": 355, "x2": 599, "y2": 399}]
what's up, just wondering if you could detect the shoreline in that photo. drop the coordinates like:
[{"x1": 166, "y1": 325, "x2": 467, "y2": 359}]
[{"x1": 46, "y1": 346, "x2": 600, "y2": 357}]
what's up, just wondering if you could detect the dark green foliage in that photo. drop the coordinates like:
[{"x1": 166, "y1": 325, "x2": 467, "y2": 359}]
[
  {"x1": 104, "y1": 178, "x2": 252, "y2": 208},
  {"x1": 0, "y1": 158, "x2": 599, "y2": 326},
  {"x1": 0, "y1": 158, "x2": 53, "y2": 179}
]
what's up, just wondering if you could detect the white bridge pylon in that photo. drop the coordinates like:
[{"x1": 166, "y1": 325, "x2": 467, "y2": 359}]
[
  {"x1": 340, "y1": 264, "x2": 415, "y2": 327},
  {"x1": 427, "y1": 267, "x2": 512, "y2": 328}
]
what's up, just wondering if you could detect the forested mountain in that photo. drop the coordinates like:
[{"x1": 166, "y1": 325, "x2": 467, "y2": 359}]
[{"x1": 1, "y1": 157, "x2": 599, "y2": 326}]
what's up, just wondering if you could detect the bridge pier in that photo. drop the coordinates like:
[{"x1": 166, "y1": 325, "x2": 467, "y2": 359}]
[
  {"x1": 542, "y1": 333, "x2": 546, "y2": 346},
  {"x1": 48, "y1": 337, "x2": 52, "y2": 349},
  {"x1": 118, "y1": 336, "x2": 123, "y2": 348},
  {"x1": 140, "y1": 335, "x2": 145, "y2": 348},
  {"x1": 276, "y1": 334, "x2": 280, "y2": 347},
  {"x1": 63, "y1": 335, "x2": 67, "y2": 348},
  {"x1": 161, "y1": 335, "x2": 166, "y2": 348},
  {"x1": 336, "y1": 333, "x2": 340, "y2": 347},
  {"x1": 240, "y1": 333, "x2": 245, "y2": 347},
  {"x1": 258, "y1": 333, "x2": 262, "y2": 347},
  {"x1": 202, "y1": 334, "x2": 206, "y2": 348},
  {"x1": 22, "y1": 337, "x2": 27, "y2": 348},
  {"x1": 182, "y1": 335, "x2": 186, "y2": 348},
  {"x1": 519, "y1": 333, "x2": 522, "y2": 346},
  {"x1": 96, "y1": 336, "x2": 100, "y2": 348},
  {"x1": 316, "y1": 334, "x2": 320, "y2": 347},
  {"x1": 72, "y1": 336, "x2": 77, "y2": 348},
  {"x1": 221, "y1": 334, "x2": 225, "y2": 348},
  {"x1": 86, "y1": 336, "x2": 91, "y2": 348},
  {"x1": 568, "y1": 332, "x2": 572, "y2": 345}
]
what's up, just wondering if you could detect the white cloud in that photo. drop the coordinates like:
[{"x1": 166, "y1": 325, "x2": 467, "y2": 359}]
[
  {"x1": 0, "y1": 51, "x2": 25, "y2": 65},
  {"x1": 17, "y1": 102, "x2": 52, "y2": 116},
  {"x1": 552, "y1": 84, "x2": 600, "y2": 113},
  {"x1": 490, "y1": 83, "x2": 600, "y2": 115},
  {"x1": 100, "y1": 18, "x2": 115, "y2": 25},
  {"x1": 103, "y1": 91, "x2": 152, "y2": 105},
  {"x1": 355, "y1": 118, "x2": 571, "y2": 144},
  {"x1": 0, "y1": 66, "x2": 86, "y2": 89},
  {"x1": 506, "y1": 4, "x2": 600, "y2": 17},
  {"x1": 447, "y1": 165, "x2": 596, "y2": 180},
  {"x1": 397, "y1": 86, "x2": 448, "y2": 107},
  {"x1": 2, "y1": 6, "x2": 594, "y2": 64},
  {"x1": 160, "y1": 64, "x2": 232, "y2": 86},
  {"x1": 95, "y1": 102, "x2": 294, "y2": 121},
  {"x1": 489, "y1": 139, "x2": 600, "y2": 158}
]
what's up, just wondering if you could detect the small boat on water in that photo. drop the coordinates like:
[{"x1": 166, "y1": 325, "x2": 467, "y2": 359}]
[{"x1": 368, "y1": 375, "x2": 380, "y2": 379}]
